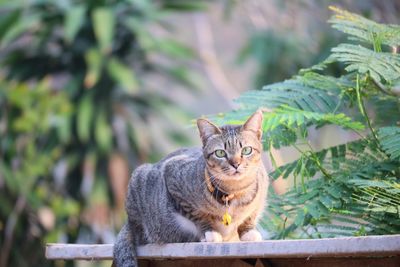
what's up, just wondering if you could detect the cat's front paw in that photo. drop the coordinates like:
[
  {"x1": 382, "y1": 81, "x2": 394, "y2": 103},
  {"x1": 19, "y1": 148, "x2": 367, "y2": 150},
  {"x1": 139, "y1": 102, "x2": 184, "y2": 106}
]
[
  {"x1": 240, "y1": 229, "x2": 262, "y2": 242},
  {"x1": 201, "y1": 231, "x2": 223, "y2": 242}
]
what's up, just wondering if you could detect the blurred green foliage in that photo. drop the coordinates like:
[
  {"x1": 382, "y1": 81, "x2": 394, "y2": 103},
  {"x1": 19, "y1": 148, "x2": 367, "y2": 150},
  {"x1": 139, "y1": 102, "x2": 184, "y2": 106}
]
[
  {"x1": 0, "y1": 0, "x2": 207, "y2": 266},
  {"x1": 238, "y1": 1, "x2": 400, "y2": 87},
  {"x1": 238, "y1": 30, "x2": 329, "y2": 86},
  {"x1": 0, "y1": 79, "x2": 79, "y2": 266}
]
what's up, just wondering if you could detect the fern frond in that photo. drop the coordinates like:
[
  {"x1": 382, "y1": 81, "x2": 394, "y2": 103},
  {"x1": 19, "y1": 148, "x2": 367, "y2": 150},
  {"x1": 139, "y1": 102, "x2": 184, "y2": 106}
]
[
  {"x1": 237, "y1": 78, "x2": 339, "y2": 113},
  {"x1": 377, "y1": 127, "x2": 400, "y2": 160},
  {"x1": 264, "y1": 105, "x2": 364, "y2": 131},
  {"x1": 265, "y1": 135, "x2": 400, "y2": 238},
  {"x1": 264, "y1": 125, "x2": 299, "y2": 150},
  {"x1": 330, "y1": 44, "x2": 400, "y2": 83},
  {"x1": 329, "y1": 6, "x2": 400, "y2": 47},
  {"x1": 270, "y1": 139, "x2": 369, "y2": 181},
  {"x1": 295, "y1": 72, "x2": 354, "y2": 94}
]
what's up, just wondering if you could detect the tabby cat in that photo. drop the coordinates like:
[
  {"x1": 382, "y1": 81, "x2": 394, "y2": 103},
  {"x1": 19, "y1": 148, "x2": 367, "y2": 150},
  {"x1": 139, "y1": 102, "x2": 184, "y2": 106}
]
[{"x1": 113, "y1": 111, "x2": 268, "y2": 267}]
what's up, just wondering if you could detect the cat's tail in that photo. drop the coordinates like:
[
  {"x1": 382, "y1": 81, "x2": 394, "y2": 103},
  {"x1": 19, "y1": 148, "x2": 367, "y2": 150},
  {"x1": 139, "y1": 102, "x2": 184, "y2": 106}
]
[{"x1": 112, "y1": 223, "x2": 137, "y2": 267}]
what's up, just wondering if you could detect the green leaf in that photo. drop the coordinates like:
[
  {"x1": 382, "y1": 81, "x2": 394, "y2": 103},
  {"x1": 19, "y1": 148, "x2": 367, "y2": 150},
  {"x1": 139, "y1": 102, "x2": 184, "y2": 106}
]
[
  {"x1": 123, "y1": 17, "x2": 154, "y2": 50},
  {"x1": 1, "y1": 13, "x2": 38, "y2": 48},
  {"x1": 92, "y1": 7, "x2": 115, "y2": 54},
  {"x1": 56, "y1": 115, "x2": 72, "y2": 143},
  {"x1": 305, "y1": 202, "x2": 321, "y2": 219},
  {"x1": 107, "y1": 58, "x2": 138, "y2": 94},
  {"x1": 329, "y1": 6, "x2": 400, "y2": 47},
  {"x1": 0, "y1": 9, "x2": 20, "y2": 40},
  {"x1": 294, "y1": 209, "x2": 306, "y2": 226},
  {"x1": 377, "y1": 127, "x2": 400, "y2": 160},
  {"x1": 325, "y1": 186, "x2": 342, "y2": 199},
  {"x1": 64, "y1": 5, "x2": 86, "y2": 43},
  {"x1": 263, "y1": 105, "x2": 364, "y2": 131},
  {"x1": 330, "y1": 44, "x2": 400, "y2": 83},
  {"x1": 84, "y1": 48, "x2": 103, "y2": 88},
  {"x1": 95, "y1": 111, "x2": 113, "y2": 152},
  {"x1": 162, "y1": 1, "x2": 207, "y2": 11},
  {"x1": 264, "y1": 125, "x2": 298, "y2": 150},
  {"x1": 156, "y1": 38, "x2": 194, "y2": 59},
  {"x1": 236, "y1": 76, "x2": 341, "y2": 114},
  {"x1": 77, "y1": 95, "x2": 93, "y2": 142}
]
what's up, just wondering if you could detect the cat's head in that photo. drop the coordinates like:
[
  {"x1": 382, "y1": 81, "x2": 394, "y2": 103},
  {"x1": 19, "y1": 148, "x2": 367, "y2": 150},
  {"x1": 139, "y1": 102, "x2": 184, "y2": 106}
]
[{"x1": 197, "y1": 111, "x2": 263, "y2": 181}]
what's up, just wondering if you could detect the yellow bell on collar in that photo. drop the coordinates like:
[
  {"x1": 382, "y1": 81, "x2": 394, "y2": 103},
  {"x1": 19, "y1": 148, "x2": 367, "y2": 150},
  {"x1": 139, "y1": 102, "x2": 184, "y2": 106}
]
[{"x1": 222, "y1": 211, "x2": 232, "y2": 226}]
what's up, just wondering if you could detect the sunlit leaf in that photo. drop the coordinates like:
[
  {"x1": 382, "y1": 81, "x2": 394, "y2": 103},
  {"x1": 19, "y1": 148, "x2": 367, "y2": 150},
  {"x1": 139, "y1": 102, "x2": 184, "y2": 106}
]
[
  {"x1": 0, "y1": 9, "x2": 20, "y2": 40},
  {"x1": 329, "y1": 6, "x2": 400, "y2": 47},
  {"x1": 92, "y1": 7, "x2": 115, "y2": 54},
  {"x1": 107, "y1": 57, "x2": 138, "y2": 94},
  {"x1": 377, "y1": 127, "x2": 400, "y2": 160},
  {"x1": 77, "y1": 95, "x2": 93, "y2": 142},
  {"x1": 95, "y1": 111, "x2": 113, "y2": 152},
  {"x1": 0, "y1": 14, "x2": 38, "y2": 47},
  {"x1": 84, "y1": 48, "x2": 103, "y2": 88},
  {"x1": 64, "y1": 5, "x2": 85, "y2": 43}
]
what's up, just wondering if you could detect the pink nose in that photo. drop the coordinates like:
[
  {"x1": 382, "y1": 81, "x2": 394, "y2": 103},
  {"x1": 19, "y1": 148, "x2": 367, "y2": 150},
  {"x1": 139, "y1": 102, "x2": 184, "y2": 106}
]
[{"x1": 229, "y1": 161, "x2": 240, "y2": 169}]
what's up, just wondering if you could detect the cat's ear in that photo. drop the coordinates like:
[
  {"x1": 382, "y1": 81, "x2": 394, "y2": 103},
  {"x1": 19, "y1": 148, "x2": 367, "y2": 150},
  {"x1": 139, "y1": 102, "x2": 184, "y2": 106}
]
[
  {"x1": 197, "y1": 118, "x2": 222, "y2": 145},
  {"x1": 242, "y1": 110, "x2": 263, "y2": 140}
]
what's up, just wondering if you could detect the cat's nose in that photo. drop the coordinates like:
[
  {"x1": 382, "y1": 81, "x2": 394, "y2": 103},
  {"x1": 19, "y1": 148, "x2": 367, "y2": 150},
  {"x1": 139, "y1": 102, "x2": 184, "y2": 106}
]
[{"x1": 229, "y1": 161, "x2": 240, "y2": 169}]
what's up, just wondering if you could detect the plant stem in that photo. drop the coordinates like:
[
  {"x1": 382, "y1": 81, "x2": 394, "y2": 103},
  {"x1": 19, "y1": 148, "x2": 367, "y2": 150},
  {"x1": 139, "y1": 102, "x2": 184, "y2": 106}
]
[
  {"x1": 292, "y1": 143, "x2": 333, "y2": 180},
  {"x1": 355, "y1": 75, "x2": 381, "y2": 147},
  {"x1": 268, "y1": 142, "x2": 281, "y2": 174},
  {"x1": 305, "y1": 141, "x2": 334, "y2": 180}
]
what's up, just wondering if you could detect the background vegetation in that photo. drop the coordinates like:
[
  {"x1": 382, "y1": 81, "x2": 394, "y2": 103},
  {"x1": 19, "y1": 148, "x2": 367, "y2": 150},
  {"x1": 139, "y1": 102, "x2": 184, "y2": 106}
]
[
  {"x1": 0, "y1": 1, "x2": 206, "y2": 266},
  {"x1": 0, "y1": 1, "x2": 399, "y2": 267}
]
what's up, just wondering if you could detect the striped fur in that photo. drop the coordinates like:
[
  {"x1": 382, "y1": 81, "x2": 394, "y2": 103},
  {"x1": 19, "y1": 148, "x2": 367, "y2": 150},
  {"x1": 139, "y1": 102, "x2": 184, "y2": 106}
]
[{"x1": 113, "y1": 111, "x2": 268, "y2": 267}]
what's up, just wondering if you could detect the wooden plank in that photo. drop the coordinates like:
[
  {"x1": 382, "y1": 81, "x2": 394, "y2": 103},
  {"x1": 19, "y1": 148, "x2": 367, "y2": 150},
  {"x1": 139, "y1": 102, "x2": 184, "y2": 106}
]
[
  {"x1": 141, "y1": 257, "x2": 400, "y2": 267},
  {"x1": 46, "y1": 244, "x2": 113, "y2": 260},
  {"x1": 45, "y1": 234, "x2": 400, "y2": 261}
]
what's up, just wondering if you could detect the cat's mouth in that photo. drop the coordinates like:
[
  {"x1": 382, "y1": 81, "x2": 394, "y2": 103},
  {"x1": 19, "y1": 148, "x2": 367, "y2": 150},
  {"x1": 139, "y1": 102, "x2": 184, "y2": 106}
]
[{"x1": 226, "y1": 169, "x2": 244, "y2": 178}]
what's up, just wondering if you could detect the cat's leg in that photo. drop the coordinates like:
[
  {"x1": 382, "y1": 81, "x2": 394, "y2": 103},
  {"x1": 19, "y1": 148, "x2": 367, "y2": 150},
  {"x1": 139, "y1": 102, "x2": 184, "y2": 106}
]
[
  {"x1": 201, "y1": 230, "x2": 223, "y2": 242},
  {"x1": 173, "y1": 212, "x2": 202, "y2": 241},
  {"x1": 199, "y1": 223, "x2": 223, "y2": 242},
  {"x1": 144, "y1": 208, "x2": 201, "y2": 244},
  {"x1": 238, "y1": 214, "x2": 263, "y2": 242},
  {"x1": 113, "y1": 223, "x2": 137, "y2": 267}
]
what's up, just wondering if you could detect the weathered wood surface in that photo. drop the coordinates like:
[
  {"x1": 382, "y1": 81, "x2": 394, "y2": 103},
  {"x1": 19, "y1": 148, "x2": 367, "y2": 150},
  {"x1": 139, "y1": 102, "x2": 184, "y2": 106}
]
[
  {"x1": 46, "y1": 234, "x2": 400, "y2": 261},
  {"x1": 138, "y1": 257, "x2": 400, "y2": 267}
]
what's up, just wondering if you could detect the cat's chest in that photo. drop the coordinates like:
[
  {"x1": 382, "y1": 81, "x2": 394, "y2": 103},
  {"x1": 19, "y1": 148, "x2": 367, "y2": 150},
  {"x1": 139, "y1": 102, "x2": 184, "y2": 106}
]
[
  {"x1": 202, "y1": 199, "x2": 255, "y2": 240},
  {"x1": 195, "y1": 195, "x2": 256, "y2": 224}
]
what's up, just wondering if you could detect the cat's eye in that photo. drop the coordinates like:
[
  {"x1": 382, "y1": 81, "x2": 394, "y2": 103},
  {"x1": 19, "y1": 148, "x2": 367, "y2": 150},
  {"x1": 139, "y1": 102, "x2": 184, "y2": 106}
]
[
  {"x1": 214, "y1": 149, "x2": 226, "y2": 158},
  {"x1": 242, "y1": 146, "x2": 253, "y2": 156}
]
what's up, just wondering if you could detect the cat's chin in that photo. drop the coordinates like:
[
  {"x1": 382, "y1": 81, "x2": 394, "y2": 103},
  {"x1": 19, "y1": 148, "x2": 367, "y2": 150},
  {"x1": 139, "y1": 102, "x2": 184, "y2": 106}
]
[
  {"x1": 221, "y1": 172, "x2": 246, "y2": 181},
  {"x1": 208, "y1": 169, "x2": 246, "y2": 182}
]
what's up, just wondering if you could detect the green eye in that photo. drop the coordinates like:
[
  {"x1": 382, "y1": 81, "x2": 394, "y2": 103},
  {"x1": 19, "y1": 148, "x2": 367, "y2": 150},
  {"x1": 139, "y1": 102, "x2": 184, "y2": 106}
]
[
  {"x1": 242, "y1": 146, "x2": 252, "y2": 155},
  {"x1": 215, "y1": 149, "x2": 226, "y2": 158}
]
